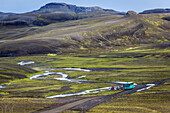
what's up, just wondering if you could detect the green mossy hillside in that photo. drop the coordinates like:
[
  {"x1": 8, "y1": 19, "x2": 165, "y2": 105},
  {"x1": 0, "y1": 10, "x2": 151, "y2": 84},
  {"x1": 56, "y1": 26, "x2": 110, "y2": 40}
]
[{"x1": 0, "y1": 63, "x2": 36, "y2": 84}]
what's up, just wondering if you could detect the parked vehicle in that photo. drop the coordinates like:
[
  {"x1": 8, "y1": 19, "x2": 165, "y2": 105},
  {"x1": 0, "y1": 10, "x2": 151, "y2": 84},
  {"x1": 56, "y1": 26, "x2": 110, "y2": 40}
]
[
  {"x1": 123, "y1": 82, "x2": 134, "y2": 90},
  {"x1": 111, "y1": 82, "x2": 134, "y2": 90}
]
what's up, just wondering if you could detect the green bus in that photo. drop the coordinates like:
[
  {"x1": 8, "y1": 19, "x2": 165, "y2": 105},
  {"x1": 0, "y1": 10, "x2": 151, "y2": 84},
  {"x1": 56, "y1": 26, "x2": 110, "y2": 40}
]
[{"x1": 123, "y1": 82, "x2": 134, "y2": 90}]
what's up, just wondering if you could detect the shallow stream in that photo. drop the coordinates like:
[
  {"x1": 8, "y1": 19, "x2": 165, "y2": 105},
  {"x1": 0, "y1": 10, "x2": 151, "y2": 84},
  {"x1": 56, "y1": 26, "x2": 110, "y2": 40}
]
[{"x1": 1, "y1": 61, "x2": 143, "y2": 98}]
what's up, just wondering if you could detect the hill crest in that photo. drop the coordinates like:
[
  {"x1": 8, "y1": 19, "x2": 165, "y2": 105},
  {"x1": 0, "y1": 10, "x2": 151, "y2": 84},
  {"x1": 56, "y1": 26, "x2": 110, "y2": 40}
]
[
  {"x1": 30, "y1": 2, "x2": 125, "y2": 15},
  {"x1": 140, "y1": 8, "x2": 170, "y2": 14}
]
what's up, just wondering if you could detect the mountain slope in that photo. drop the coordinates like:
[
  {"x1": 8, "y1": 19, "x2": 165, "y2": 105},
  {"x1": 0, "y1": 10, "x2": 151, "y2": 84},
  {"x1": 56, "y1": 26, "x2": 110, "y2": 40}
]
[
  {"x1": 140, "y1": 8, "x2": 170, "y2": 14},
  {"x1": 0, "y1": 3, "x2": 125, "y2": 27},
  {"x1": 0, "y1": 13, "x2": 86, "y2": 27},
  {"x1": 0, "y1": 12, "x2": 15, "y2": 20},
  {"x1": 0, "y1": 12, "x2": 169, "y2": 56},
  {"x1": 30, "y1": 3, "x2": 125, "y2": 15}
]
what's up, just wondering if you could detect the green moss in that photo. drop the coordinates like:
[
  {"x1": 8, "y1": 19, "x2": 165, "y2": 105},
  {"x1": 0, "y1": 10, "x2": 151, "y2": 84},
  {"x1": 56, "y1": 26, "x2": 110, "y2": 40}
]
[
  {"x1": 0, "y1": 63, "x2": 36, "y2": 84},
  {"x1": 0, "y1": 98, "x2": 58, "y2": 113}
]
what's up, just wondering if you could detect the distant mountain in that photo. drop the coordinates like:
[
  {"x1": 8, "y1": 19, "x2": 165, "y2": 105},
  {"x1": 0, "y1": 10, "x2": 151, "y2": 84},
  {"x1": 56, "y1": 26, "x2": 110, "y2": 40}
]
[
  {"x1": 140, "y1": 8, "x2": 170, "y2": 14},
  {"x1": 0, "y1": 3, "x2": 125, "y2": 27},
  {"x1": 0, "y1": 12, "x2": 15, "y2": 19},
  {"x1": 30, "y1": 3, "x2": 125, "y2": 15}
]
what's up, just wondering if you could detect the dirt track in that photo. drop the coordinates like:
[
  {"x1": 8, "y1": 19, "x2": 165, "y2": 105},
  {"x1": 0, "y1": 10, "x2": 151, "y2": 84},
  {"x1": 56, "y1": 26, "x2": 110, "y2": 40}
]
[
  {"x1": 36, "y1": 79, "x2": 170, "y2": 113},
  {"x1": 39, "y1": 97, "x2": 98, "y2": 113}
]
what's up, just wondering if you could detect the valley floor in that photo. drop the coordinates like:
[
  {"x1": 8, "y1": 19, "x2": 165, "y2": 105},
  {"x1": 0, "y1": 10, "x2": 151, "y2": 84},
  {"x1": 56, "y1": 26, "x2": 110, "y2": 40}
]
[{"x1": 0, "y1": 45, "x2": 169, "y2": 113}]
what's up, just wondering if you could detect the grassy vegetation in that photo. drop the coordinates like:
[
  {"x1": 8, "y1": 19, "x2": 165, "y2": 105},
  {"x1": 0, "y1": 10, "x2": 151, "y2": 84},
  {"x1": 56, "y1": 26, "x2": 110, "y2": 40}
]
[
  {"x1": 68, "y1": 68, "x2": 170, "y2": 83},
  {"x1": 0, "y1": 98, "x2": 59, "y2": 113},
  {"x1": 0, "y1": 13, "x2": 169, "y2": 113},
  {"x1": 0, "y1": 46, "x2": 169, "y2": 99},
  {"x1": 0, "y1": 45, "x2": 169, "y2": 68},
  {"x1": 0, "y1": 48, "x2": 169, "y2": 112},
  {"x1": 1, "y1": 77, "x2": 113, "y2": 98},
  {"x1": 1, "y1": 79, "x2": 73, "y2": 97},
  {"x1": 0, "y1": 63, "x2": 36, "y2": 84}
]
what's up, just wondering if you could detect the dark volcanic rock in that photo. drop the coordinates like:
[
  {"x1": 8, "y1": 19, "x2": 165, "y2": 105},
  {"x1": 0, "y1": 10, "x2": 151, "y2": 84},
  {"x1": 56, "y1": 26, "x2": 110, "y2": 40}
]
[
  {"x1": 163, "y1": 16, "x2": 170, "y2": 21},
  {"x1": 126, "y1": 11, "x2": 138, "y2": 16},
  {"x1": 0, "y1": 20, "x2": 29, "y2": 26}
]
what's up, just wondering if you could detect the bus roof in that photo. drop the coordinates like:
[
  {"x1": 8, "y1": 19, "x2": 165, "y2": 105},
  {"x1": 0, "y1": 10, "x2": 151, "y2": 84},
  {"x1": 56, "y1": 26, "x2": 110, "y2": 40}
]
[
  {"x1": 114, "y1": 82, "x2": 133, "y2": 84},
  {"x1": 124, "y1": 82, "x2": 133, "y2": 84}
]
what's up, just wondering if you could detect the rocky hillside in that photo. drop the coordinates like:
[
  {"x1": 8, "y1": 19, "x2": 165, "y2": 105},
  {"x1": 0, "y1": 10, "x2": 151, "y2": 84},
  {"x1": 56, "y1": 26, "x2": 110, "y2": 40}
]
[{"x1": 0, "y1": 3, "x2": 125, "y2": 27}]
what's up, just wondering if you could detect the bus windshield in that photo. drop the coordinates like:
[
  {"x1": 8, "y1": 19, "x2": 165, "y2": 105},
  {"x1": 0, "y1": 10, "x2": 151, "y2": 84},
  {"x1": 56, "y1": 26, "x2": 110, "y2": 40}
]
[{"x1": 124, "y1": 84, "x2": 130, "y2": 87}]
